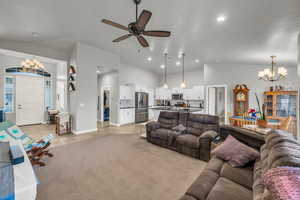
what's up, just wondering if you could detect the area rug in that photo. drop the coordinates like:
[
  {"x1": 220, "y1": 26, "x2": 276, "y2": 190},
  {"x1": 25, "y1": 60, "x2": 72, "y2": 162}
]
[{"x1": 35, "y1": 133, "x2": 206, "y2": 200}]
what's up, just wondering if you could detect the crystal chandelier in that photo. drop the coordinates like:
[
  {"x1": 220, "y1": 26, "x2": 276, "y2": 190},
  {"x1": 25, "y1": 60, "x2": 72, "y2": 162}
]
[
  {"x1": 21, "y1": 58, "x2": 45, "y2": 72},
  {"x1": 258, "y1": 56, "x2": 287, "y2": 82}
]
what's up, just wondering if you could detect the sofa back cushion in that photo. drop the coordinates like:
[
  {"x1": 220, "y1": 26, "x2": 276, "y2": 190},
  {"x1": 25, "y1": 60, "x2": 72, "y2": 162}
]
[
  {"x1": 186, "y1": 114, "x2": 219, "y2": 137},
  {"x1": 158, "y1": 111, "x2": 179, "y2": 129},
  {"x1": 265, "y1": 130, "x2": 300, "y2": 169},
  {"x1": 256, "y1": 130, "x2": 300, "y2": 200}
]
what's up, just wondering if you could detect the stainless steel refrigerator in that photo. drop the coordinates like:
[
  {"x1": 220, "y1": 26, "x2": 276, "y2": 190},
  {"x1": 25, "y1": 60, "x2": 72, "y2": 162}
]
[{"x1": 135, "y1": 92, "x2": 149, "y2": 123}]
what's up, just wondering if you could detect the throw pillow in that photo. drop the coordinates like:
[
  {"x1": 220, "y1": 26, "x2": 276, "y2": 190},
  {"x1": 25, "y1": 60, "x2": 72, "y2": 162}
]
[
  {"x1": 263, "y1": 167, "x2": 300, "y2": 200},
  {"x1": 6, "y1": 126, "x2": 26, "y2": 140},
  {"x1": 212, "y1": 135, "x2": 260, "y2": 167}
]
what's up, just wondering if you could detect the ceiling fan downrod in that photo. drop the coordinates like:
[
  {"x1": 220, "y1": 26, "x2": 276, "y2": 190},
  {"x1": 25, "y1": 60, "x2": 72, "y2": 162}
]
[{"x1": 134, "y1": 0, "x2": 141, "y2": 22}]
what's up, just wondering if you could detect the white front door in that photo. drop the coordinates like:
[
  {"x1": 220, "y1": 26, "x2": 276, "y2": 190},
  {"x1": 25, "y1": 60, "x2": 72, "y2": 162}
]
[{"x1": 16, "y1": 75, "x2": 45, "y2": 126}]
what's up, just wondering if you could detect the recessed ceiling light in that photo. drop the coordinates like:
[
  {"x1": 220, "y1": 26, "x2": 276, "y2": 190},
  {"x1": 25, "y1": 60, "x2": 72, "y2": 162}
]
[
  {"x1": 195, "y1": 59, "x2": 200, "y2": 63},
  {"x1": 176, "y1": 61, "x2": 181, "y2": 66},
  {"x1": 161, "y1": 64, "x2": 165, "y2": 69},
  {"x1": 217, "y1": 16, "x2": 226, "y2": 22},
  {"x1": 147, "y1": 57, "x2": 152, "y2": 61}
]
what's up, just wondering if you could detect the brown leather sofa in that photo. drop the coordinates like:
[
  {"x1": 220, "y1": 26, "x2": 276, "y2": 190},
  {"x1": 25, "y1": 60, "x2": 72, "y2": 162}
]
[
  {"x1": 146, "y1": 111, "x2": 219, "y2": 161},
  {"x1": 180, "y1": 126, "x2": 300, "y2": 200}
]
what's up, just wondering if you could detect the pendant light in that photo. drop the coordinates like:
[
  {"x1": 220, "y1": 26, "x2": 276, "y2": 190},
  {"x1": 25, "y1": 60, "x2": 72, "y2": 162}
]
[
  {"x1": 180, "y1": 53, "x2": 186, "y2": 88},
  {"x1": 163, "y1": 53, "x2": 168, "y2": 89}
]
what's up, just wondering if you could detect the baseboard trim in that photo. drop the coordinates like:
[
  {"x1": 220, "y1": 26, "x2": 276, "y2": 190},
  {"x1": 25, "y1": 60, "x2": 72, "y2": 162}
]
[
  {"x1": 73, "y1": 128, "x2": 98, "y2": 135},
  {"x1": 110, "y1": 122, "x2": 120, "y2": 127}
]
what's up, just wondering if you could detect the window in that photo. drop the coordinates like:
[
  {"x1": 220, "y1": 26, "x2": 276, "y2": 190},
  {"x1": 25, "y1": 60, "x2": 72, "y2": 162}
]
[
  {"x1": 4, "y1": 76, "x2": 14, "y2": 113},
  {"x1": 45, "y1": 80, "x2": 53, "y2": 110}
]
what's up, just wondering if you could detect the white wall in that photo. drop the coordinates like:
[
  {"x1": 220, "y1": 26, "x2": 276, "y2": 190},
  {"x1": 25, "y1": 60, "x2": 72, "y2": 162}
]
[
  {"x1": 119, "y1": 64, "x2": 160, "y2": 89},
  {"x1": 204, "y1": 64, "x2": 299, "y2": 115},
  {"x1": 0, "y1": 39, "x2": 68, "y2": 61},
  {"x1": 70, "y1": 42, "x2": 120, "y2": 134},
  {"x1": 161, "y1": 66, "x2": 205, "y2": 88}
]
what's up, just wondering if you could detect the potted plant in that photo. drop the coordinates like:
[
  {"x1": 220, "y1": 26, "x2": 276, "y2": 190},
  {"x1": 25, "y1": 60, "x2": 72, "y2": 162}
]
[{"x1": 255, "y1": 93, "x2": 268, "y2": 128}]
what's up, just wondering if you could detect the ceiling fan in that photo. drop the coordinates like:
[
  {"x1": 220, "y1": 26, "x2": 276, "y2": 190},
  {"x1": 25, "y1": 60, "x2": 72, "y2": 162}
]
[{"x1": 102, "y1": 0, "x2": 171, "y2": 48}]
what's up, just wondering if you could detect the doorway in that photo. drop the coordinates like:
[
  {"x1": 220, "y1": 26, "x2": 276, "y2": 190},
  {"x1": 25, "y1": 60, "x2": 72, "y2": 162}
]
[
  {"x1": 103, "y1": 90, "x2": 110, "y2": 122},
  {"x1": 206, "y1": 85, "x2": 228, "y2": 124},
  {"x1": 16, "y1": 75, "x2": 45, "y2": 125}
]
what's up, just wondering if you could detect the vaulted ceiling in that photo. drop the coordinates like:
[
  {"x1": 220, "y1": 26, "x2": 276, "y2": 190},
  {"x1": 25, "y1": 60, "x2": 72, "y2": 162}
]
[{"x1": 0, "y1": 0, "x2": 299, "y2": 73}]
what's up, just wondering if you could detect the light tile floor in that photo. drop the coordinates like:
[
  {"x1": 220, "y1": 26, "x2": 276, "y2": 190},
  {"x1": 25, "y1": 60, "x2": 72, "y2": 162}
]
[{"x1": 20, "y1": 122, "x2": 146, "y2": 148}]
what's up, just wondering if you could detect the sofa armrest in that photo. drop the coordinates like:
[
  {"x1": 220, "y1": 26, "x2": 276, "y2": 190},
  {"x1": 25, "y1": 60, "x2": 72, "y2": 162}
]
[
  {"x1": 146, "y1": 122, "x2": 160, "y2": 141},
  {"x1": 198, "y1": 131, "x2": 219, "y2": 162},
  {"x1": 199, "y1": 130, "x2": 219, "y2": 140}
]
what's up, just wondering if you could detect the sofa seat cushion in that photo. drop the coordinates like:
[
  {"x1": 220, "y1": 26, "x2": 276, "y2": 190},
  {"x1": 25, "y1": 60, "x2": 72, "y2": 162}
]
[
  {"x1": 179, "y1": 195, "x2": 197, "y2": 200},
  {"x1": 206, "y1": 178, "x2": 252, "y2": 200},
  {"x1": 220, "y1": 163, "x2": 253, "y2": 190},
  {"x1": 176, "y1": 134, "x2": 199, "y2": 148}
]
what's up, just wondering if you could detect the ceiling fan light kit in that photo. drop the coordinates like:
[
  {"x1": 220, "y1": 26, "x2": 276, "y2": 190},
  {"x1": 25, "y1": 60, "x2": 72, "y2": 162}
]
[{"x1": 102, "y1": 0, "x2": 171, "y2": 48}]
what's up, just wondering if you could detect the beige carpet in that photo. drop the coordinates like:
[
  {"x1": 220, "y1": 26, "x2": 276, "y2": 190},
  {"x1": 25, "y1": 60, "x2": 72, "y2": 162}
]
[{"x1": 35, "y1": 133, "x2": 206, "y2": 200}]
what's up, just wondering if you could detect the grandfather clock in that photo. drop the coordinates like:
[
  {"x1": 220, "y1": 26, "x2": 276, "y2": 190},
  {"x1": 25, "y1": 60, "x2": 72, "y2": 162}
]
[{"x1": 233, "y1": 84, "x2": 249, "y2": 116}]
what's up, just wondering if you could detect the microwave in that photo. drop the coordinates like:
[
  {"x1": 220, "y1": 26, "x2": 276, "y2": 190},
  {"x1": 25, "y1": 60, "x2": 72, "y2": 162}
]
[{"x1": 172, "y1": 93, "x2": 183, "y2": 100}]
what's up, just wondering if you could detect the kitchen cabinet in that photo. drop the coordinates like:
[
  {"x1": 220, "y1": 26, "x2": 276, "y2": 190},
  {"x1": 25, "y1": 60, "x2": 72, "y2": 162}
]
[
  {"x1": 183, "y1": 86, "x2": 205, "y2": 100},
  {"x1": 193, "y1": 86, "x2": 205, "y2": 100},
  {"x1": 148, "y1": 109, "x2": 155, "y2": 121},
  {"x1": 155, "y1": 88, "x2": 171, "y2": 100},
  {"x1": 152, "y1": 110, "x2": 161, "y2": 121},
  {"x1": 183, "y1": 89, "x2": 193, "y2": 100},
  {"x1": 172, "y1": 88, "x2": 183, "y2": 94},
  {"x1": 119, "y1": 108, "x2": 135, "y2": 125},
  {"x1": 120, "y1": 85, "x2": 133, "y2": 100}
]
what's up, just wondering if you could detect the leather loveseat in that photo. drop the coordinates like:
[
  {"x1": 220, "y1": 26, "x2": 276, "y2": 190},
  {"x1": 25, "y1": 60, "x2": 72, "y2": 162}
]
[
  {"x1": 146, "y1": 111, "x2": 219, "y2": 161},
  {"x1": 179, "y1": 126, "x2": 300, "y2": 200}
]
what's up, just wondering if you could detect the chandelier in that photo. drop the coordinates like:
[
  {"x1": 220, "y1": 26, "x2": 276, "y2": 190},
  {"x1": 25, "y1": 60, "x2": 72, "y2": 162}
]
[
  {"x1": 21, "y1": 58, "x2": 45, "y2": 72},
  {"x1": 258, "y1": 56, "x2": 287, "y2": 82}
]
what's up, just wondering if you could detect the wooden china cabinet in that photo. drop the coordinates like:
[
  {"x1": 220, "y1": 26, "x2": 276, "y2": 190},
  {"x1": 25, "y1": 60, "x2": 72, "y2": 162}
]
[
  {"x1": 264, "y1": 91, "x2": 298, "y2": 121},
  {"x1": 233, "y1": 84, "x2": 250, "y2": 116}
]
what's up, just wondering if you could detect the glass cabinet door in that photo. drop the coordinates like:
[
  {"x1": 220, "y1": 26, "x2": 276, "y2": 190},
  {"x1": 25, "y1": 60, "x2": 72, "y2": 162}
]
[
  {"x1": 265, "y1": 95, "x2": 273, "y2": 117},
  {"x1": 276, "y1": 95, "x2": 297, "y2": 117}
]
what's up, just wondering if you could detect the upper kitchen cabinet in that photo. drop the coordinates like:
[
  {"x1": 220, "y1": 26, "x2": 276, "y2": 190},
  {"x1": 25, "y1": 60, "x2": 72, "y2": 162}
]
[
  {"x1": 183, "y1": 89, "x2": 193, "y2": 100},
  {"x1": 155, "y1": 88, "x2": 171, "y2": 100},
  {"x1": 120, "y1": 85, "x2": 133, "y2": 100},
  {"x1": 172, "y1": 88, "x2": 183, "y2": 94},
  {"x1": 183, "y1": 86, "x2": 205, "y2": 100},
  {"x1": 193, "y1": 86, "x2": 205, "y2": 100}
]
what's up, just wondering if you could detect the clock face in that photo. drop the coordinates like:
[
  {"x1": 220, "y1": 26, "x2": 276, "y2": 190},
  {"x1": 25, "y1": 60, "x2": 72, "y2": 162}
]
[{"x1": 237, "y1": 92, "x2": 246, "y2": 101}]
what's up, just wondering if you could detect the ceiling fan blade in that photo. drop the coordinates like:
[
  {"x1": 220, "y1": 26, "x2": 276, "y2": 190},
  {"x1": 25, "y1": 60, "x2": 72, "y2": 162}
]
[
  {"x1": 113, "y1": 34, "x2": 133, "y2": 42},
  {"x1": 102, "y1": 19, "x2": 129, "y2": 31},
  {"x1": 137, "y1": 10, "x2": 152, "y2": 30},
  {"x1": 143, "y1": 31, "x2": 171, "y2": 37},
  {"x1": 137, "y1": 35, "x2": 149, "y2": 48}
]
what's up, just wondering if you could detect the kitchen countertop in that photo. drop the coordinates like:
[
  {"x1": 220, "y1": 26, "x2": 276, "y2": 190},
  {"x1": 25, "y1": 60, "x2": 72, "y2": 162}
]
[
  {"x1": 149, "y1": 106, "x2": 204, "y2": 112},
  {"x1": 120, "y1": 106, "x2": 204, "y2": 112}
]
